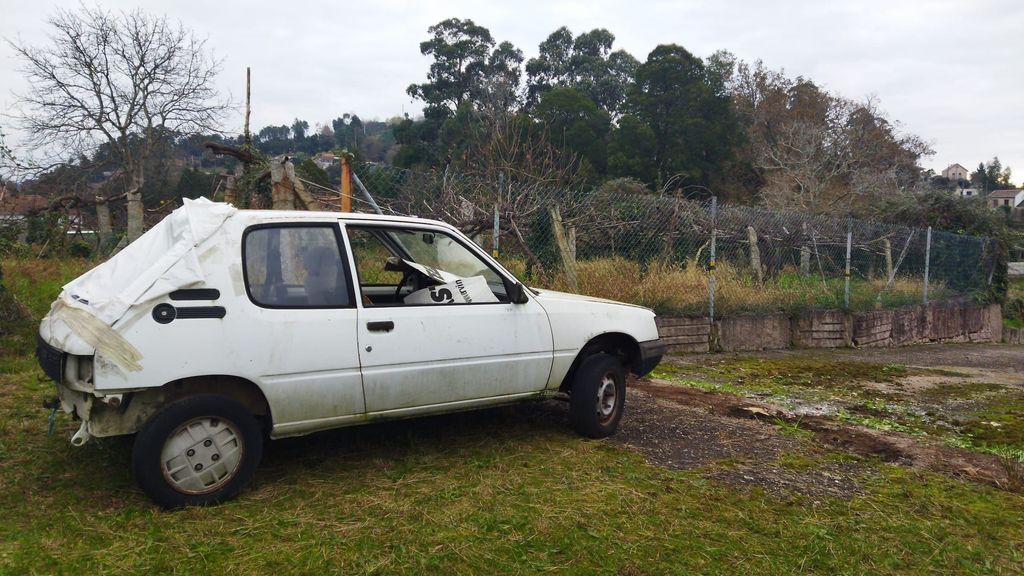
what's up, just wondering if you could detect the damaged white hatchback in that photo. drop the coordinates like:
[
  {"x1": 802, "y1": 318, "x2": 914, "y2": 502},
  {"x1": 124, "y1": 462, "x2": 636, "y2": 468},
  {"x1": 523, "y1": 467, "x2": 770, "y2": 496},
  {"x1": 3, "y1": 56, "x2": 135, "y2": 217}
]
[{"x1": 37, "y1": 198, "x2": 664, "y2": 508}]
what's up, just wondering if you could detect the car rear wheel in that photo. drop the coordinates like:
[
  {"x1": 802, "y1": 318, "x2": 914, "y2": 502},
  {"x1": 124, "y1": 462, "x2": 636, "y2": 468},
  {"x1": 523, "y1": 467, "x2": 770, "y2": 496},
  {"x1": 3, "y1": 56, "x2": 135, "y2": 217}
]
[
  {"x1": 132, "y1": 395, "x2": 262, "y2": 509},
  {"x1": 569, "y1": 353, "x2": 626, "y2": 438}
]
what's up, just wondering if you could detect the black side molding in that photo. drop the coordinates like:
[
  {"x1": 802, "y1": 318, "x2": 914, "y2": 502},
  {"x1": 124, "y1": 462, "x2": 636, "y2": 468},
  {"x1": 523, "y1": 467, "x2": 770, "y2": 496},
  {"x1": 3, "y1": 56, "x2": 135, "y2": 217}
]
[
  {"x1": 176, "y1": 306, "x2": 226, "y2": 320},
  {"x1": 153, "y1": 304, "x2": 226, "y2": 323},
  {"x1": 169, "y1": 288, "x2": 220, "y2": 301}
]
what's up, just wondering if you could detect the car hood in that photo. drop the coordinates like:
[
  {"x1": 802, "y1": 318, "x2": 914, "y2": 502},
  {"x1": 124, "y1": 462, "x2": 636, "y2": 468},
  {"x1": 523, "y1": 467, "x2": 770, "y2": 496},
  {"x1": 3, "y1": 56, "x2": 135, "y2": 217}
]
[{"x1": 530, "y1": 288, "x2": 653, "y2": 312}]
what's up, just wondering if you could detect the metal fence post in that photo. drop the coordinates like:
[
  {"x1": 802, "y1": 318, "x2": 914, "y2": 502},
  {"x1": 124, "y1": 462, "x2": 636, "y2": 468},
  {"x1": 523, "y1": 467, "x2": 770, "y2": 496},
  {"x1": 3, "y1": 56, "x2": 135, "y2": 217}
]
[
  {"x1": 350, "y1": 172, "x2": 383, "y2": 215},
  {"x1": 923, "y1": 225, "x2": 932, "y2": 305},
  {"x1": 844, "y1": 221, "x2": 852, "y2": 310},
  {"x1": 494, "y1": 173, "x2": 503, "y2": 257},
  {"x1": 709, "y1": 196, "x2": 717, "y2": 321},
  {"x1": 492, "y1": 204, "x2": 500, "y2": 257}
]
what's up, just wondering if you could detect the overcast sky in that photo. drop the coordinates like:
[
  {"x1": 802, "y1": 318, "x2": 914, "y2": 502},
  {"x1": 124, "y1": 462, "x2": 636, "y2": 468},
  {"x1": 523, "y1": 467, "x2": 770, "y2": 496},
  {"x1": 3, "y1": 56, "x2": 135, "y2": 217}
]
[{"x1": 1, "y1": 0, "x2": 1022, "y2": 184}]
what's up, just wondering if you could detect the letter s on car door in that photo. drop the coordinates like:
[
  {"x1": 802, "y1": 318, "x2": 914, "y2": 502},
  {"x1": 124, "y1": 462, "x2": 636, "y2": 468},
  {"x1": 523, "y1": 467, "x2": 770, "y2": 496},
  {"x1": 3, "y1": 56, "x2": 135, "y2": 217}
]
[{"x1": 345, "y1": 223, "x2": 554, "y2": 415}]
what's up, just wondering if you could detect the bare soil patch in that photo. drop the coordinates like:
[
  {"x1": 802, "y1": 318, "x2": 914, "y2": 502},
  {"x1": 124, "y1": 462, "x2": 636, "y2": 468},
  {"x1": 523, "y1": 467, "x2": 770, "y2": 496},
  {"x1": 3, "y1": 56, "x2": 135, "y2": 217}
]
[
  {"x1": 626, "y1": 374, "x2": 1023, "y2": 493},
  {"x1": 611, "y1": 385, "x2": 877, "y2": 499}
]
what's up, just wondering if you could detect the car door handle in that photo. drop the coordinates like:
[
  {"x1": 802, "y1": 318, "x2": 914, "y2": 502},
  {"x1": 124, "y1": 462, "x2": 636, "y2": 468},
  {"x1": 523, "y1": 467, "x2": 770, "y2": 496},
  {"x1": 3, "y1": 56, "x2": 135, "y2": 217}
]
[{"x1": 367, "y1": 321, "x2": 394, "y2": 332}]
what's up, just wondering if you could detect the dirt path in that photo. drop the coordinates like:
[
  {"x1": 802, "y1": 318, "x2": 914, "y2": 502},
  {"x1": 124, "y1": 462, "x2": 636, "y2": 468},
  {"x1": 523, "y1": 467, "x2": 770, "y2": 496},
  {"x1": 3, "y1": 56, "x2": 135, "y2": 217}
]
[{"x1": 610, "y1": 343, "x2": 1024, "y2": 497}]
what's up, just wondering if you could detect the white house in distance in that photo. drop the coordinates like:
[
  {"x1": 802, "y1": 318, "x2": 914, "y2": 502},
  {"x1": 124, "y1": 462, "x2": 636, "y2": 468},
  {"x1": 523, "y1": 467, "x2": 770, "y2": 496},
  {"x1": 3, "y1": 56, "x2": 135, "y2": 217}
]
[
  {"x1": 988, "y1": 188, "x2": 1024, "y2": 209},
  {"x1": 942, "y1": 163, "x2": 970, "y2": 183}
]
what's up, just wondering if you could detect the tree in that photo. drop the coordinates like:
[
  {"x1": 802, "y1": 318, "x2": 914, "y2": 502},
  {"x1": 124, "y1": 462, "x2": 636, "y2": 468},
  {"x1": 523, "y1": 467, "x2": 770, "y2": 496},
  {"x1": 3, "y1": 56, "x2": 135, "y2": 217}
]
[
  {"x1": 406, "y1": 18, "x2": 496, "y2": 120},
  {"x1": 478, "y1": 41, "x2": 524, "y2": 120},
  {"x1": 291, "y1": 119, "x2": 309, "y2": 141},
  {"x1": 534, "y1": 88, "x2": 610, "y2": 174},
  {"x1": 606, "y1": 115, "x2": 658, "y2": 184},
  {"x1": 726, "y1": 58, "x2": 931, "y2": 214},
  {"x1": 295, "y1": 158, "x2": 329, "y2": 190},
  {"x1": 10, "y1": 6, "x2": 227, "y2": 241},
  {"x1": 970, "y1": 157, "x2": 1013, "y2": 192},
  {"x1": 173, "y1": 167, "x2": 214, "y2": 200},
  {"x1": 525, "y1": 27, "x2": 638, "y2": 116},
  {"x1": 626, "y1": 44, "x2": 737, "y2": 188}
]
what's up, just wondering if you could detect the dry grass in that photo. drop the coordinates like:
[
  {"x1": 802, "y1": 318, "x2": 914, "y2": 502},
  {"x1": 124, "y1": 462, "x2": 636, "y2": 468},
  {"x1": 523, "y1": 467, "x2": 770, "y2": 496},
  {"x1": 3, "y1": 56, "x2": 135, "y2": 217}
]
[{"x1": 521, "y1": 257, "x2": 944, "y2": 316}]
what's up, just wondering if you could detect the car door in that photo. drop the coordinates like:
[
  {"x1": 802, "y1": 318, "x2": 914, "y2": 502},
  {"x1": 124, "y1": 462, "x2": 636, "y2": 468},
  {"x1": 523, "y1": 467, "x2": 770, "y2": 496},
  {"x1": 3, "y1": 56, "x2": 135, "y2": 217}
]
[
  {"x1": 239, "y1": 222, "x2": 365, "y2": 436},
  {"x1": 344, "y1": 222, "x2": 554, "y2": 415}
]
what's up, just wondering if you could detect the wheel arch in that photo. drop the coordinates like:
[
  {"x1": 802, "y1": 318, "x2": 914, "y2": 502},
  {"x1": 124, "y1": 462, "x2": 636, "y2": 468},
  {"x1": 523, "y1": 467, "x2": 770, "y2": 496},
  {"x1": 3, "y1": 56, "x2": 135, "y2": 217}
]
[
  {"x1": 91, "y1": 375, "x2": 273, "y2": 438},
  {"x1": 156, "y1": 375, "x2": 272, "y2": 421},
  {"x1": 558, "y1": 332, "x2": 641, "y2": 393}
]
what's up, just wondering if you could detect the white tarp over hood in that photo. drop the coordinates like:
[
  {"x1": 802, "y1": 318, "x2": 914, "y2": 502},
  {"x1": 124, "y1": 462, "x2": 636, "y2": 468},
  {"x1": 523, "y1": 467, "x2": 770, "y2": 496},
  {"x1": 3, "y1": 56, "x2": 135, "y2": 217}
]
[{"x1": 40, "y1": 198, "x2": 236, "y2": 368}]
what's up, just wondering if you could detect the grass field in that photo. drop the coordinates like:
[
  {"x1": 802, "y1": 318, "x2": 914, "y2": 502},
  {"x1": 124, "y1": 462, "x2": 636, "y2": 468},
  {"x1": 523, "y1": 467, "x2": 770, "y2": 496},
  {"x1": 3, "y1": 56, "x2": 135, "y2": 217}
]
[{"x1": 1, "y1": 258, "x2": 1023, "y2": 574}]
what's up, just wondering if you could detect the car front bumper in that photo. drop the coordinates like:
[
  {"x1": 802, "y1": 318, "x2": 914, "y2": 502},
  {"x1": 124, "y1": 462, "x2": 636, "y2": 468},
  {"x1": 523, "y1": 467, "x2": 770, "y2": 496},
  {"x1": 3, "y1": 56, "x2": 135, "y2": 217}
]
[{"x1": 636, "y1": 339, "x2": 666, "y2": 376}]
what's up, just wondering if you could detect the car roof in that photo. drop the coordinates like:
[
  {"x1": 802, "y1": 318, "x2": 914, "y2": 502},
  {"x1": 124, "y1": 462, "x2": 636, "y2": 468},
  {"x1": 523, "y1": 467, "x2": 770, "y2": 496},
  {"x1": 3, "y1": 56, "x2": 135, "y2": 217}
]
[{"x1": 233, "y1": 209, "x2": 451, "y2": 229}]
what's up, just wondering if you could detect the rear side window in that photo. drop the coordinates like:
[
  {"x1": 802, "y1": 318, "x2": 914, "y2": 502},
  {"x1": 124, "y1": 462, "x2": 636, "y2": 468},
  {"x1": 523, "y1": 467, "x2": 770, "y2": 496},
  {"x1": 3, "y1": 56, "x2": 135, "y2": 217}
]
[{"x1": 243, "y1": 225, "x2": 353, "y2": 308}]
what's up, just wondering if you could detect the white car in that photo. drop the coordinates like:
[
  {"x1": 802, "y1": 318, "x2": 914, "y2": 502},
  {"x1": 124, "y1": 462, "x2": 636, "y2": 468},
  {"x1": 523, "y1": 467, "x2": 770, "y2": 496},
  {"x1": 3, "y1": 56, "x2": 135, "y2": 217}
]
[{"x1": 37, "y1": 199, "x2": 664, "y2": 508}]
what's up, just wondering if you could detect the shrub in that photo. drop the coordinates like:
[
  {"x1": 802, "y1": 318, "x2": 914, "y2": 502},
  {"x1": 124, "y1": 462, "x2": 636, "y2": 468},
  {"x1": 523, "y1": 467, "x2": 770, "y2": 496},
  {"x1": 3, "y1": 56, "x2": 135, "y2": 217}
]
[{"x1": 67, "y1": 240, "x2": 93, "y2": 258}]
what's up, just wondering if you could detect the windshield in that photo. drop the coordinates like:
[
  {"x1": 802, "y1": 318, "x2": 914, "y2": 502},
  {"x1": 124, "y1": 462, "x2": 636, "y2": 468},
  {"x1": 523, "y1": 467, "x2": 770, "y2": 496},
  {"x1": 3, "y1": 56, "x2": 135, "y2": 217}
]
[{"x1": 386, "y1": 229, "x2": 503, "y2": 285}]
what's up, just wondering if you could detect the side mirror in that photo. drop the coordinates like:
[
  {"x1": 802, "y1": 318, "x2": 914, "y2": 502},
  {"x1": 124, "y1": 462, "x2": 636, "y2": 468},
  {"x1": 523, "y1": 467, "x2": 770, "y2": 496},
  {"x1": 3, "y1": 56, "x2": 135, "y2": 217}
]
[{"x1": 507, "y1": 282, "x2": 530, "y2": 305}]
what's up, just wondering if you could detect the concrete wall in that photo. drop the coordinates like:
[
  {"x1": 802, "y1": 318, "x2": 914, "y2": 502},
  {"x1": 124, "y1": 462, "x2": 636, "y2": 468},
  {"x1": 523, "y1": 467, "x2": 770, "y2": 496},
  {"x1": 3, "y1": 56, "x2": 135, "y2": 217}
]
[
  {"x1": 792, "y1": 310, "x2": 852, "y2": 348},
  {"x1": 655, "y1": 316, "x2": 710, "y2": 353},
  {"x1": 657, "y1": 302, "x2": 1005, "y2": 354},
  {"x1": 715, "y1": 314, "x2": 790, "y2": 352}
]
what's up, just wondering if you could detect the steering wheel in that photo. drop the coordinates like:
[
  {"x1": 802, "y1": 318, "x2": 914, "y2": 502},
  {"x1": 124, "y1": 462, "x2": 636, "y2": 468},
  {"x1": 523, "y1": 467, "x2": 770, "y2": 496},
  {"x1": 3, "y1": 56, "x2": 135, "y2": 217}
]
[{"x1": 395, "y1": 270, "x2": 414, "y2": 301}]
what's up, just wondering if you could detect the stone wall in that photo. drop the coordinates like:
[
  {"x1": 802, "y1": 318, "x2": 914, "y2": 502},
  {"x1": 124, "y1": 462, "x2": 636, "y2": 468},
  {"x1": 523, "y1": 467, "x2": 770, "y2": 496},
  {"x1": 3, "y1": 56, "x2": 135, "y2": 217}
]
[
  {"x1": 792, "y1": 310, "x2": 852, "y2": 349},
  {"x1": 655, "y1": 316, "x2": 710, "y2": 353},
  {"x1": 657, "y1": 302, "x2": 1005, "y2": 354},
  {"x1": 715, "y1": 314, "x2": 790, "y2": 352}
]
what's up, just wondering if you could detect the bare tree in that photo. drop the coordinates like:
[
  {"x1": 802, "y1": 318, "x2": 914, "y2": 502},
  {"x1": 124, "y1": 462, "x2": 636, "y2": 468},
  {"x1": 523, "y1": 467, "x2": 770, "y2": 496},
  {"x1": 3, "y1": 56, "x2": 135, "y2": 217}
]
[
  {"x1": 8, "y1": 6, "x2": 227, "y2": 241},
  {"x1": 729, "y1": 59, "x2": 931, "y2": 216}
]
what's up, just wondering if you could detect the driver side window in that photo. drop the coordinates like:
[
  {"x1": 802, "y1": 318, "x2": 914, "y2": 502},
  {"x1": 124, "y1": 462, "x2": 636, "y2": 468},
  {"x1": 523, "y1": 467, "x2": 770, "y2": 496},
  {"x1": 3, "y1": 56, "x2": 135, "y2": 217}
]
[{"x1": 346, "y1": 225, "x2": 507, "y2": 306}]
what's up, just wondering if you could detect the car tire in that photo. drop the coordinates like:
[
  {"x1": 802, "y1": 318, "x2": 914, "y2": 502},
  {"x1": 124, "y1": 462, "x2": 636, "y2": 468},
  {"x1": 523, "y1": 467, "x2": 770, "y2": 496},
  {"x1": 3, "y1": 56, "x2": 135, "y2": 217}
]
[
  {"x1": 569, "y1": 353, "x2": 626, "y2": 438},
  {"x1": 132, "y1": 394, "x2": 263, "y2": 509}
]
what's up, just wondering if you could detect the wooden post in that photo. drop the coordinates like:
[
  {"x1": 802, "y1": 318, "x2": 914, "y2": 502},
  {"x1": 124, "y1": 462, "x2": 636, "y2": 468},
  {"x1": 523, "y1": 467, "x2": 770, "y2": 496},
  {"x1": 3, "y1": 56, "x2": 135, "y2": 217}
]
[
  {"x1": 799, "y1": 223, "x2": 810, "y2": 276},
  {"x1": 746, "y1": 225, "x2": 763, "y2": 284},
  {"x1": 223, "y1": 171, "x2": 237, "y2": 205},
  {"x1": 549, "y1": 205, "x2": 578, "y2": 292},
  {"x1": 270, "y1": 158, "x2": 294, "y2": 210},
  {"x1": 94, "y1": 196, "x2": 111, "y2": 249},
  {"x1": 340, "y1": 155, "x2": 352, "y2": 212},
  {"x1": 883, "y1": 238, "x2": 894, "y2": 284},
  {"x1": 244, "y1": 67, "x2": 252, "y2": 147}
]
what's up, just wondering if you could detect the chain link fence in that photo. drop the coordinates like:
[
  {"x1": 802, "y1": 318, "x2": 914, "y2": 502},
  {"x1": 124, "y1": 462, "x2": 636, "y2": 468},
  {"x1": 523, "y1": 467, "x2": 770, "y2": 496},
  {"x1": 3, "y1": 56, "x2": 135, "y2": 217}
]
[{"x1": 349, "y1": 162, "x2": 995, "y2": 318}]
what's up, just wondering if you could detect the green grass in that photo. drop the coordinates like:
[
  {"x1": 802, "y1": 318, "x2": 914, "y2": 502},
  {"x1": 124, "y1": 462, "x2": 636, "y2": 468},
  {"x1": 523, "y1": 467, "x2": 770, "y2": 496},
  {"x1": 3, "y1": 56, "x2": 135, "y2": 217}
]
[
  {"x1": 3, "y1": 375, "x2": 1024, "y2": 574},
  {"x1": 2, "y1": 258, "x2": 1024, "y2": 574},
  {"x1": 1, "y1": 258, "x2": 93, "y2": 375},
  {"x1": 652, "y1": 356, "x2": 916, "y2": 400}
]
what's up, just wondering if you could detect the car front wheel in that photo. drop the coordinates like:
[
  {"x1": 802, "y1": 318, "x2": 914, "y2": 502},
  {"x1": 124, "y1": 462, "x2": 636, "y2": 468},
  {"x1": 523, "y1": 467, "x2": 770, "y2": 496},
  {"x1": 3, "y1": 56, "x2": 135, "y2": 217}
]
[
  {"x1": 132, "y1": 395, "x2": 263, "y2": 509},
  {"x1": 569, "y1": 353, "x2": 626, "y2": 438}
]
